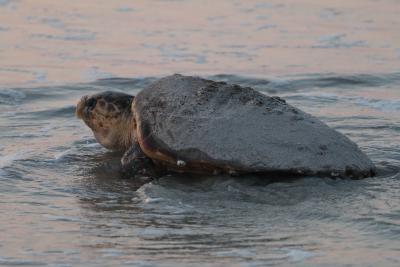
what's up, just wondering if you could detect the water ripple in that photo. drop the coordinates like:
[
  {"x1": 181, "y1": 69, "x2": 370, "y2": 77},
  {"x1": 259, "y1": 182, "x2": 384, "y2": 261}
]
[{"x1": 0, "y1": 73, "x2": 399, "y2": 267}]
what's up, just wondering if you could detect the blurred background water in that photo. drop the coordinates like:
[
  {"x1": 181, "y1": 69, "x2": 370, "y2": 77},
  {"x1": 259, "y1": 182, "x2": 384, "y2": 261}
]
[{"x1": 0, "y1": 1, "x2": 399, "y2": 266}]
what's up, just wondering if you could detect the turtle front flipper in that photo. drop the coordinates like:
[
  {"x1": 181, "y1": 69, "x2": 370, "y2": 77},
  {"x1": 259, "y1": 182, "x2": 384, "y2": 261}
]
[{"x1": 120, "y1": 142, "x2": 156, "y2": 178}]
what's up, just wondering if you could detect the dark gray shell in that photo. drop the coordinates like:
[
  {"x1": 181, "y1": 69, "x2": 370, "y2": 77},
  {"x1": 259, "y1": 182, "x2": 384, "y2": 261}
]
[{"x1": 133, "y1": 74, "x2": 375, "y2": 178}]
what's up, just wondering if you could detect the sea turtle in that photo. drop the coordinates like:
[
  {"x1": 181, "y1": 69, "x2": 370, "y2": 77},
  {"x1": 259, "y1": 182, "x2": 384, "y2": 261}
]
[{"x1": 76, "y1": 74, "x2": 376, "y2": 178}]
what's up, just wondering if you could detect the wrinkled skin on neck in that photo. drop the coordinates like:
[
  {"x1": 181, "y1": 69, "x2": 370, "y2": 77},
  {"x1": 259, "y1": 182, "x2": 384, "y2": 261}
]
[{"x1": 76, "y1": 91, "x2": 136, "y2": 151}]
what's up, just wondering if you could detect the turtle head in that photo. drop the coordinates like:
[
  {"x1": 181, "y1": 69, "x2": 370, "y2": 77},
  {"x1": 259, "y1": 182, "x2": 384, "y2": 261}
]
[{"x1": 76, "y1": 91, "x2": 135, "y2": 151}]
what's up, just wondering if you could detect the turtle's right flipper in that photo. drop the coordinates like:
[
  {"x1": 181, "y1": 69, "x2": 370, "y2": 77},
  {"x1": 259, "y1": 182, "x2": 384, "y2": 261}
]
[{"x1": 120, "y1": 142, "x2": 155, "y2": 178}]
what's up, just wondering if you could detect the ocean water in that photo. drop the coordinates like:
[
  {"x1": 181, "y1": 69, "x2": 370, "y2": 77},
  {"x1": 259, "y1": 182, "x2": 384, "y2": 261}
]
[{"x1": 1, "y1": 1, "x2": 400, "y2": 267}]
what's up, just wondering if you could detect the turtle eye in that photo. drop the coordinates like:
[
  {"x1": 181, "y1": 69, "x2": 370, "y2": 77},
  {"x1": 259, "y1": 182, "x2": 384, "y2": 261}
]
[{"x1": 86, "y1": 98, "x2": 97, "y2": 110}]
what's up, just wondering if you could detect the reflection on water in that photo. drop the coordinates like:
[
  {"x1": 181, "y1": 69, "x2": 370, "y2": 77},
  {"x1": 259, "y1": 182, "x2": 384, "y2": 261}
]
[
  {"x1": 1, "y1": 0, "x2": 400, "y2": 266},
  {"x1": 1, "y1": 73, "x2": 399, "y2": 266},
  {"x1": 0, "y1": 0, "x2": 400, "y2": 87}
]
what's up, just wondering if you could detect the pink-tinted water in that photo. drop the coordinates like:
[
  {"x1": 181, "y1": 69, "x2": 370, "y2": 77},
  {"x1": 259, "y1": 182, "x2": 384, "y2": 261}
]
[
  {"x1": 0, "y1": 0, "x2": 400, "y2": 87},
  {"x1": 1, "y1": 1, "x2": 400, "y2": 267}
]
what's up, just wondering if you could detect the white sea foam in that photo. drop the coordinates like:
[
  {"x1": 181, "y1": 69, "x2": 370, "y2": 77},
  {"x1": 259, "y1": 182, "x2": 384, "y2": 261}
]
[
  {"x1": 82, "y1": 142, "x2": 102, "y2": 148},
  {"x1": 54, "y1": 148, "x2": 75, "y2": 162},
  {"x1": 135, "y1": 183, "x2": 165, "y2": 204},
  {"x1": 0, "y1": 151, "x2": 25, "y2": 169},
  {"x1": 352, "y1": 97, "x2": 400, "y2": 112},
  {"x1": 0, "y1": 154, "x2": 14, "y2": 169},
  {"x1": 144, "y1": 196, "x2": 164, "y2": 204},
  {"x1": 285, "y1": 248, "x2": 316, "y2": 262}
]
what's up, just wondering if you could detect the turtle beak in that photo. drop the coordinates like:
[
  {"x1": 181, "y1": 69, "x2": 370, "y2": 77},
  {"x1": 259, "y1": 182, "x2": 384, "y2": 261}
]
[{"x1": 76, "y1": 95, "x2": 97, "y2": 120}]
